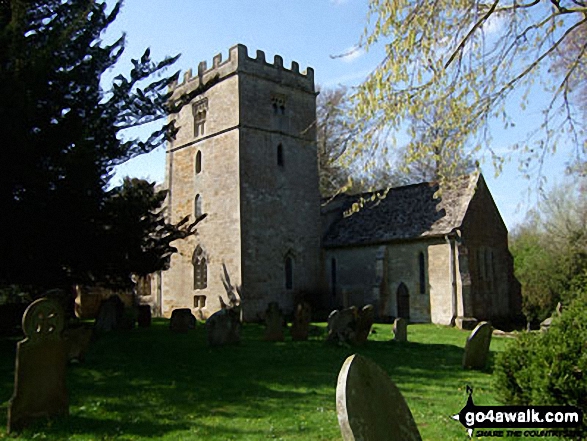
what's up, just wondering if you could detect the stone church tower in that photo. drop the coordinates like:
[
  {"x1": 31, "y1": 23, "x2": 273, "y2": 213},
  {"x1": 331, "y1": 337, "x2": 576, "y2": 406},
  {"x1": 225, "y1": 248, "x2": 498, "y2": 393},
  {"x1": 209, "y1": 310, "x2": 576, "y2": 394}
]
[{"x1": 160, "y1": 44, "x2": 321, "y2": 321}]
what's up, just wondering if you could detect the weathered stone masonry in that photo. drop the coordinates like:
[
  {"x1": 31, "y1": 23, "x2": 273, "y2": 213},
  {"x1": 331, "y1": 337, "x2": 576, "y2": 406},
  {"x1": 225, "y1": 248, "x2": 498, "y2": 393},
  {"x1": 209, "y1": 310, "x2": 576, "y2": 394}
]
[{"x1": 161, "y1": 44, "x2": 321, "y2": 321}]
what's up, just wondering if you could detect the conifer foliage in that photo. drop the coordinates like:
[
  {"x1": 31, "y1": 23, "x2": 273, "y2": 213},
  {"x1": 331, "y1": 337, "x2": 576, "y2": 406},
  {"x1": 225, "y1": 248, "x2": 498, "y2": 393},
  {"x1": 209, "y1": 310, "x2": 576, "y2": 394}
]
[{"x1": 0, "y1": 1, "x2": 196, "y2": 291}]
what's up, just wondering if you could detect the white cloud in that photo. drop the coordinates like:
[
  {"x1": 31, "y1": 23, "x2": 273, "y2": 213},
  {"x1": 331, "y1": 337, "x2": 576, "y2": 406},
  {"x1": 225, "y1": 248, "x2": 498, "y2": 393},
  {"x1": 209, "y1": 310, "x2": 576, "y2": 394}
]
[
  {"x1": 330, "y1": 0, "x2": 349, "y2": 5},
  {"x1": 339, "y1": 46, "x2": 364, "y2": 63}
]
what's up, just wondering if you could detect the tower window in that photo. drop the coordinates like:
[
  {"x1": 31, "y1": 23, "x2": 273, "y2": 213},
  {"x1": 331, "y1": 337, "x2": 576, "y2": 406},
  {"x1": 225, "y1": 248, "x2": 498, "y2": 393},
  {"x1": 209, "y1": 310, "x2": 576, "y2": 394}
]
[
  {"x1": 194, "y1": 295, "x2": 206, "y2": 308},
  {"x1": 277, "y1": 144, "x2": 284, "y2": 167},
  {"x1": 195, "y1": 194, "x2": 202, "y2": 218},
  {"x1": 192, "y1": 246, "x2": 207, "y2": 290},
  {"x1": 192, "y1": 98, "x2": 208, "y2": 138},
  {"x1": 270, "y1": 93, "x2": 287, "y2": 115},
  {"x1": 195, "y1": 151, "x2": 202, "y2": 174},
  {"x1": 284, "y1": 253, "x2": 294, "y2": 290}
]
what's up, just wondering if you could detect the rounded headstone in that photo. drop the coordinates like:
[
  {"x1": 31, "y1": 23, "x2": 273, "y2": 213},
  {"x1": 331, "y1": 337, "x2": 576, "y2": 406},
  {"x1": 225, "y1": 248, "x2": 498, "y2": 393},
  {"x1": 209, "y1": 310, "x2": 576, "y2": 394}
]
[
  {"x1": 336, "y1": 354, "x2": 422, "y2": 441},
  {"x1": 462, "y1": 321, "x2": 493, "y2": 370},
  {"x1": 22, "y1": 298, "x2": 65, "y2": 341}
]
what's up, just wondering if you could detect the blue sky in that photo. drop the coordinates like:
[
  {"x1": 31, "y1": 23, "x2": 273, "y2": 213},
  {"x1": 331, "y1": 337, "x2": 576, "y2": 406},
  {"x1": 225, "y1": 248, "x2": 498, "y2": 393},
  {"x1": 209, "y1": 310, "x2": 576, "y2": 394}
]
[{"x1": 105, "y1": 0, "x2": 575, "y2": 230}]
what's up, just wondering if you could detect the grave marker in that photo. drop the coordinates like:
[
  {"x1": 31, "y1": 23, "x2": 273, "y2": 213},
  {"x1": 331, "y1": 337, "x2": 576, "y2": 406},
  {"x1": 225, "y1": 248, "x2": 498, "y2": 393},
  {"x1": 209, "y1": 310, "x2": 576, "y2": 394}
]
[
  {"x1": 170, "y1": 308, "x2": 196, "y2": 333},
  {"x1": 336, "y1": 354, "x2": 422, "y2": 441},
  {"x1": 290, "y1": 301, "x2": 311, "y2": 341},
  {"x1": 8, "y1": 298, "x2": 69, "y2": 433},
  {"x1": 462, "y1": 321, "x2": 492, "y2": 370},
  {"x1": 264, "y1": 302, "x2": 285, "y2": 341},
  {"x1": 393, "y1": 317, "x2": 408, "y2": 342}
]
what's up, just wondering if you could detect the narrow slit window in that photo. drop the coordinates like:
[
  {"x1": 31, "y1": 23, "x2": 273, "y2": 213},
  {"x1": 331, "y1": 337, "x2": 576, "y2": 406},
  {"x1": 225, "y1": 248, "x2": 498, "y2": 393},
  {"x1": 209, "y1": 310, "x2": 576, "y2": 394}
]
[
  {"x1": 285, "y1": 254, "x2": 293, "y2": 290},
  {"x1": 195, "y1": 194, "x2": 202, "y2": 218},
  {"x1": 195, "y1": 151, "x2": 202, "y2": 174},
  {"x1": 277, "y1": 144, "x2": 284, "y2": 167},
  {"x1": 419, "y1": 252, "x2": 426, "y2": 294}
]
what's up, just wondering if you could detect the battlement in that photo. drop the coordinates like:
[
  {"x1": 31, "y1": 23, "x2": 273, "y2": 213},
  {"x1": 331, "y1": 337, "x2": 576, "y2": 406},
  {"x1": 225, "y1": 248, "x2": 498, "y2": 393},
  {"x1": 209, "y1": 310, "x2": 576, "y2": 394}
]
[{"x1": 171, "y1": 44, "x2": 315, "y2": 98}]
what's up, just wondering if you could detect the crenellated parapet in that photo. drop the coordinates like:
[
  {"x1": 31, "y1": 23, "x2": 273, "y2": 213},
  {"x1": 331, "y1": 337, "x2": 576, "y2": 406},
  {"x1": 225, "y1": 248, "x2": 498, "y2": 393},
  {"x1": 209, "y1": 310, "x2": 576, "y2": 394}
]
[{"x1": 171, "y1": 44, "x2": 315, "y2": 99}]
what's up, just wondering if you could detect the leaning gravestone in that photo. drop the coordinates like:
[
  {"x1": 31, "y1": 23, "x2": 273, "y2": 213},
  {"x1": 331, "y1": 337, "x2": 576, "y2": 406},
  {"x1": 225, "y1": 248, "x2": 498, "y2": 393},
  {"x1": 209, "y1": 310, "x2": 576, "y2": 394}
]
[
  {"x1": 290, "y1": 301, "x2": 311, "y2": 341},
  {"x1": 393, "y1": 317, "x2": 408, "y2": 342},
  {"x1": 170, "y1": 308, "x2": 196, "y2": 333},
  {"x1": 8, "y1": 298, "x2": 69, "y2": 433},
  {"x1": 462, "y1": 321, "x2": 492, "y2": 370},
  {"x1": 354, "y1": 305, "x2": 374, "y2": 345},
  {"x1": 94, "y1": 295, "x2": 124, "y2": 333},
  {"x1": 264, "y1": 302, "x2": 285, "y2": 341},
  {"x1": 206, "y1": 308, "x2": 240, "y2": 346},
  {"x1": 327, "y1": 306, "x2": 358, "y2": 344},
  {"x1": 336, "y1": 354, "x2": 422, "y2": 441}
]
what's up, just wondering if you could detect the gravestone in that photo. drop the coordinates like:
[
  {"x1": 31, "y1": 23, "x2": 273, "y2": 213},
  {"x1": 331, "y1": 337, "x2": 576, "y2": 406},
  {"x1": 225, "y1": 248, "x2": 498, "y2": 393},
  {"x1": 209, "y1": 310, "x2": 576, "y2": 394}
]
[
  {"x1": 264, "y1": 302, "x2": 285, "y2": 341},
  {"x1": 290, "y1": 301, "x2": 311, "y2": 341},
  {"x1": 206, "y1": 308, "x2": 240, "y2": 346},
  {"x1": 137, "y1": 305, "x2": 152, "y2": 328},
  {"x1": 8, "y1": 298, "x2": 69, "y2": 433},
  {"x1": 354, "y1": 305, "x2": 374, "y2": 345},
  {"x1": 462, "y1": 321, "x2": 493, "y2": 370},
  {"x1": 327, "y1": 307, "x2": 358, "y2": 344},
  {"x1": 393, "y1": 317, "x2": 408, "y2": 342},
  {"x1": 336, "y1": 354, "x2": 422, "y2": 441},
  {"x1": 63, "y1": 325, "x2": 93, "y2": 363},
  {"x1": 328, "y1": 305, "x2": 375, "y2": 345},
  {"x1": 540, "y1": 302, "x2": 562, "y2": 333},
  {"x1": 170, "y1": 308, "x2": 196, "y2": 333},
  {"x1": 94, "y1": 295, "x2": 124, "y2": 333}
]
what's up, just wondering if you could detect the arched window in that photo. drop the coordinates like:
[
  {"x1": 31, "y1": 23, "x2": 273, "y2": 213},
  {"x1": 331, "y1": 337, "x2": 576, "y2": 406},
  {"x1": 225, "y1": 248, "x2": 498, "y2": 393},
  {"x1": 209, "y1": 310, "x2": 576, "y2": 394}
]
[
  {"x1": 193, "y1": 98, "x2": 208, "y2": 137},
  {"x1": 284, "y1": 253, "x2": 294, "y2": 290},
  {"x1": 277, "y1": 144, "x2": 284, "y2": 167},
  {"x1": 195, "y1": 150, "x2": 202, "y2": 174},
  {"x1": 195, "y1": 194, "x2": 202, "y2": 218},
  {"x1": 396, "y1": 282, "x2": 410, "y2": 318},
  {"x1": 192, "y1": 246, "x2": 207, "y2": 290},
  {"x1": 418, "y1": 252, "x2": 426, "y2": 294}
]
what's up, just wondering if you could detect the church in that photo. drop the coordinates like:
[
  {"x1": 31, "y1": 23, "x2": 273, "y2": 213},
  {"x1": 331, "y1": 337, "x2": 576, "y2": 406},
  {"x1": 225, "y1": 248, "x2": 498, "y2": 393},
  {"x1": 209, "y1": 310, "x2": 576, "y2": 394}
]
[{"x1": 142, "y1": 44, "x2": 521, "y2": 328}]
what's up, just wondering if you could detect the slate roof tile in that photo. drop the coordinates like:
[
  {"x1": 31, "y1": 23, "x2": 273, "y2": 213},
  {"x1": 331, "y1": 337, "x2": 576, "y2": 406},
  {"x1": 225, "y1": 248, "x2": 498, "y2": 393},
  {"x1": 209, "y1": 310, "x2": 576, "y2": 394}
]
[{"x1": 322, "y1": 172, "x2": 480, "y2": 247}]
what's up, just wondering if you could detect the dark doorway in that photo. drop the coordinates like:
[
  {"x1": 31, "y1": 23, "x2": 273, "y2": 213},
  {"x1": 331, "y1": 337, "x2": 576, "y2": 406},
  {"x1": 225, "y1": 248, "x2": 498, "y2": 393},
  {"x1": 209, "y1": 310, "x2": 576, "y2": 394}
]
[{"x1": 396, "y1": 282, "x2": 410, "y2": 318}]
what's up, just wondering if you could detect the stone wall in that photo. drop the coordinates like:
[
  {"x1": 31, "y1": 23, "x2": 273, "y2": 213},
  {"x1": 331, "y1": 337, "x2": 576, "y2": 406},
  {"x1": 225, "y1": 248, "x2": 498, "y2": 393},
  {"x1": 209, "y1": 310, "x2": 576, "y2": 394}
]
[
  {"x1": 323, "y1": 247, "x2": 380, "y2": 312},
  {"x1": 238, "y1": 66, "x2": 321, "y2": 319},
  {"x1": 161, "y1": 44, "x2": 319, "y2": 321},
  {"x1": 162, "y1": 59, "x2": 242, "y2": 319},
  {"x1": 386, "y1": 241, "x2": 435, "y2": 323},
  {"x1": 460, "y1": 175, "x2": 521, "y2": 323}
]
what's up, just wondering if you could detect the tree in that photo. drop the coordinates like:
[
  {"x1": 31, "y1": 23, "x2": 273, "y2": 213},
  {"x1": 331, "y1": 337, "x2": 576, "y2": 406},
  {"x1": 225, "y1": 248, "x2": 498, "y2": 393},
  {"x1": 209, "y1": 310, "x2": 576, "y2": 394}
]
[
  {"x1": 510, "y1": 178, "x2": 587, "y2": 323},
  {"x1": 350, "y1": 0, "x2": 587, "y2": 182},
  {"x1": 0, "y1": 0, "x2": 205, "y2": 292},
  {"x1": 316, "y1": 86, "x2": 355, "y2": 196},
  {"x1": 493, "y1": 293, "x2": 587, "y2": 437},
  {"x1": 552, "y1": 22, "x2": 587, "y2": 115},
  {"x1": 93, "y1": 178, "x2": 204, "y2": 290}
]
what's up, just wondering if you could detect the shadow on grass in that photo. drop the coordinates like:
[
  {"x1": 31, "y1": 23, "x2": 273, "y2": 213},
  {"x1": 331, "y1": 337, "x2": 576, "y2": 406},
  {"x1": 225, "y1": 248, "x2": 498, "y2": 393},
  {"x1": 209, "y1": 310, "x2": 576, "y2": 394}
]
[{"x1": 0, "y1": 320, "x2": 502, "y2": 439}]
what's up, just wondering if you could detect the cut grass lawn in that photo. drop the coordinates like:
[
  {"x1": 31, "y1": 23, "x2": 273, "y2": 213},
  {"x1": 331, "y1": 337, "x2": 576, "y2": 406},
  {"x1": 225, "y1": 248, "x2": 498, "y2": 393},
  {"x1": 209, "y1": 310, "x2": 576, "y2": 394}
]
[{"x1": 0, "y1": 320, "x2": 520, "y2": 440}]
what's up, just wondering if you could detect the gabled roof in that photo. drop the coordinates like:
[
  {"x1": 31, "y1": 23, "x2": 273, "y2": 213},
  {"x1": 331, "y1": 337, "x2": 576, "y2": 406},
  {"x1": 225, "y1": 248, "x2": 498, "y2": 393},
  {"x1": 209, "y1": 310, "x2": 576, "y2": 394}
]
[{"x1": 322, "y1": 172, "x2": 481, "y2": 247}]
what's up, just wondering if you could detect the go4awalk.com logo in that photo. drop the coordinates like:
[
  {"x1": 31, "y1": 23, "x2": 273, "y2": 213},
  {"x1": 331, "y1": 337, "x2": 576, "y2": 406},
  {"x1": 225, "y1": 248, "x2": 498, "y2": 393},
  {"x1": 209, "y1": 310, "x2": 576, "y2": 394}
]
[{"x1": 452, "y1": 386, "x2": 583, "y2": 438}]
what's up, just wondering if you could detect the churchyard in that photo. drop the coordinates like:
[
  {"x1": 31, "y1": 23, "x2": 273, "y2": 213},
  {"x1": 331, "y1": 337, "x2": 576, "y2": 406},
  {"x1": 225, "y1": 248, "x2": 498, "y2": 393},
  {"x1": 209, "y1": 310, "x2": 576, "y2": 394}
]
[{"x1": 0, "y1": 316, "x2": 522, "y2": 440}]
